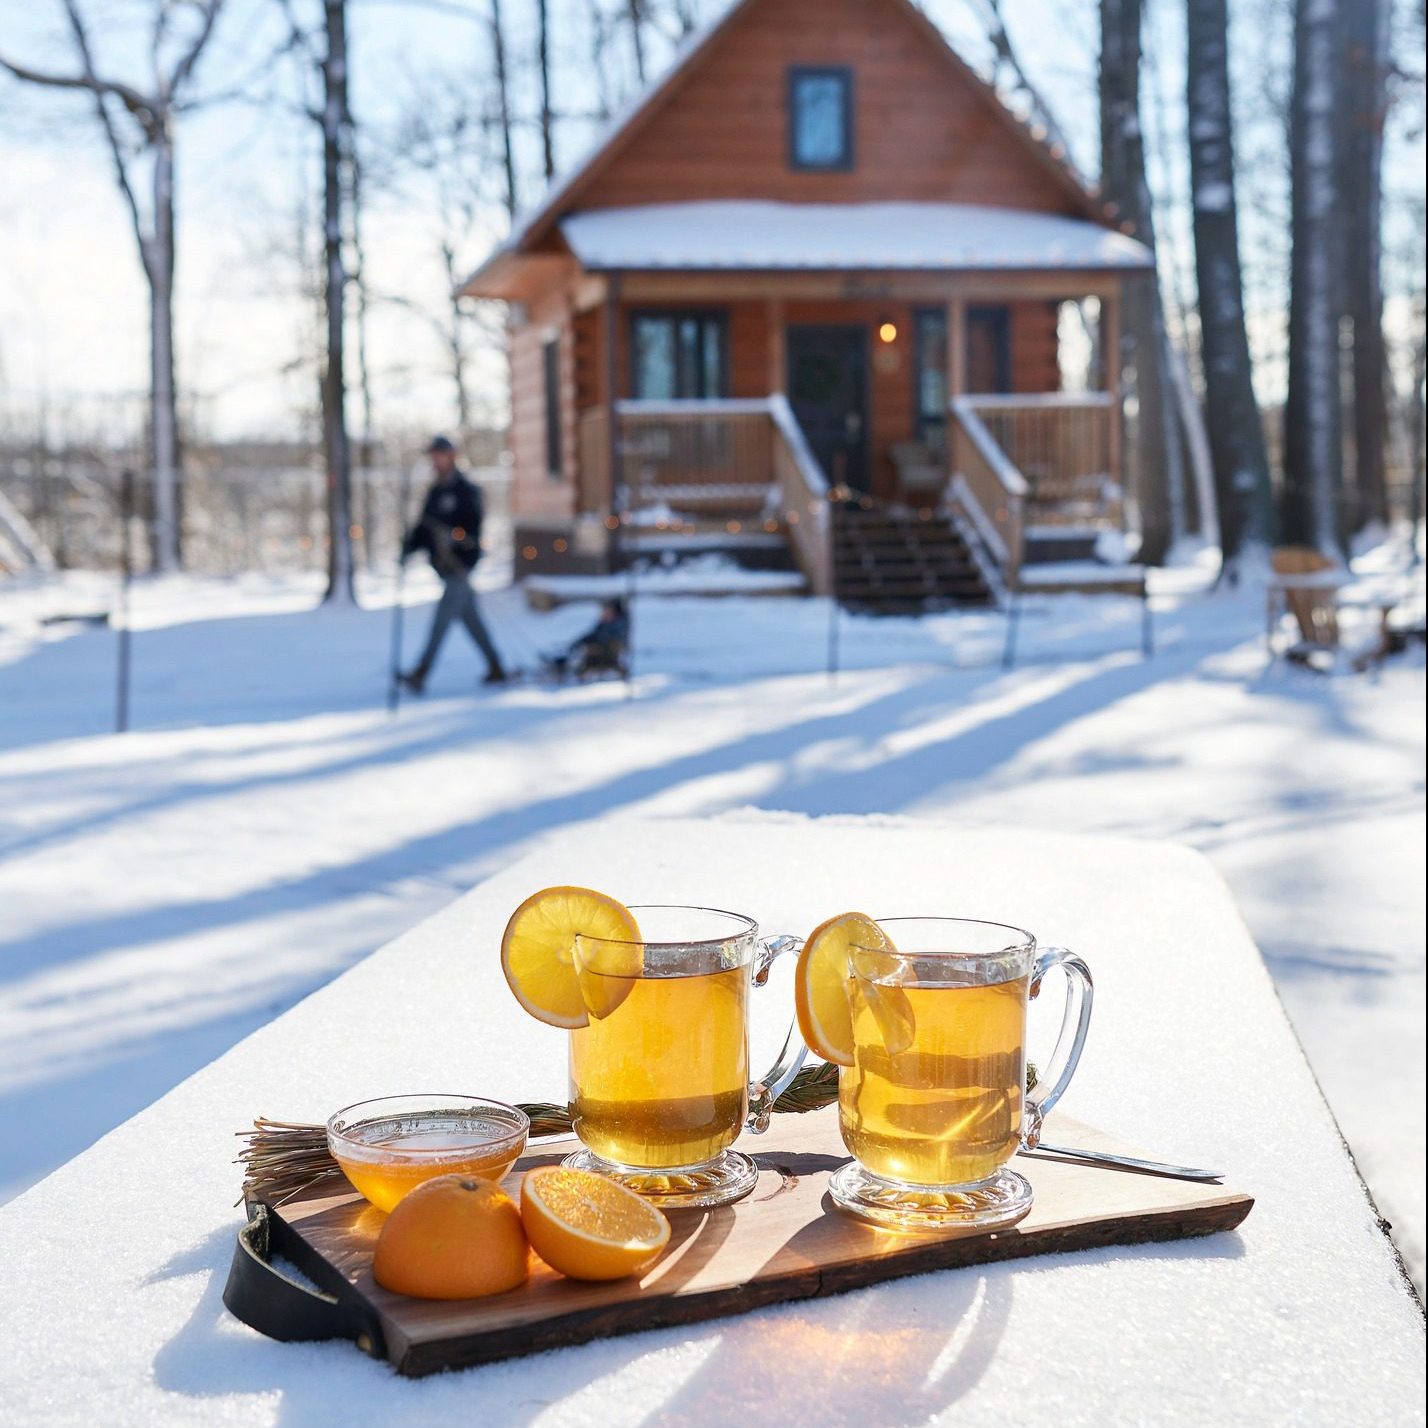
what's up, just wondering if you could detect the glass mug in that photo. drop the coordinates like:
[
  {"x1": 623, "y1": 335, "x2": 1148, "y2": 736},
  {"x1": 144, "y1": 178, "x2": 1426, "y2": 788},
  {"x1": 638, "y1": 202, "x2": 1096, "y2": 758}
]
[
  {"x1": 563, "y1": 905, "x2": 808, "y2": 1208},
  {"x1": 829, "y1": 917, "x2": 1093, "y2": 1233}
]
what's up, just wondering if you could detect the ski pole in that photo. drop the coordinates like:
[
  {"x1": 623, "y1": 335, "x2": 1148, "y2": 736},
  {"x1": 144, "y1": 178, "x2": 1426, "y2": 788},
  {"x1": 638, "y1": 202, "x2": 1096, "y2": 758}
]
[{"x1": 387, "y1": 457, "x2": 414, "y2": 713}]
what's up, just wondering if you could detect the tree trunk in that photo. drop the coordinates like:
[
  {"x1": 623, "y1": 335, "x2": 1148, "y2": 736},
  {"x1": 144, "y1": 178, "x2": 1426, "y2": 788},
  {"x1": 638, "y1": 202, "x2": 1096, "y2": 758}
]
[
  {"x1": 1283, "y1": 0, "x2": 1344, "y2": 553},
  {"x1": 146, "y1": 132, "x2": 181, "y2": 573},
  {"x1": 321, "y1": 0, "x2": 355, "y2": 604},
  {"x1": 587, "y1": 0, "x2": 615, "y2": 120},
  {"x1": 1100, "y1": 0, "x2": 1186, "y2": 565},
  {"x1": 1186, "y1": 0, "x2": 1274, "y2": 562},
  {"x1": 351, "y1": 144, "x2": 377, "y2": 572},
  {"x1": 441, "y1": 238, "x2": 474, "y2": 433},
  {"x1": 537, "y1": 0, "x2": 555, "y2": 181},
  {"x1": 1337, "y1": 0, "x2": 1390, "y2": 531},
  {"x1": 491, "y1": 0, "x2": 519, "y2": 218},
  {"x1": 627, "y1": 1, "x2": 648, "y2": 85}
]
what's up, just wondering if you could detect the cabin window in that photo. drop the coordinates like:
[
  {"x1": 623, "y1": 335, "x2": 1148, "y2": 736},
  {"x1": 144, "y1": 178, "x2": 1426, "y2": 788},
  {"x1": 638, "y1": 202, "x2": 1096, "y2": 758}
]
[
  {"x1": 630, "y1": 312, "x2": 727, "y2": 400},
  {"x1": 789, "y1": 67, "x2": 853, "y2": 171},
  {"x1": 914, "y1": 309, "x2": 948, "y2": 452},
  {"x1": 542, "y1": 337, "x2": 562, "y2": 477}
]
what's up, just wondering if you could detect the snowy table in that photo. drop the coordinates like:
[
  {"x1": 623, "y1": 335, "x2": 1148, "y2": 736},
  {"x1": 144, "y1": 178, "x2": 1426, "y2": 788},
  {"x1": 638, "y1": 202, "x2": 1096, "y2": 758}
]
[{"x1": 1, "y1": 814, "x2": 1422, "y2": 1427}]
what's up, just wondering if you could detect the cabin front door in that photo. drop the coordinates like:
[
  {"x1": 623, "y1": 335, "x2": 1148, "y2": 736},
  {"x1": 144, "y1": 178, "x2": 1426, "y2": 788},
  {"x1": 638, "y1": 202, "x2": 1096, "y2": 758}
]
[{"x1": 786, "y1": 325, "x2": 870, "y2": 491}]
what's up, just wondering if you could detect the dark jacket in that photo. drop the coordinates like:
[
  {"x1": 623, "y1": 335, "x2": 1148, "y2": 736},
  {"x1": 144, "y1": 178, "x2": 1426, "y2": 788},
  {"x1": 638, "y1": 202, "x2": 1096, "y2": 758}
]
[{"x1": 403, "y1": 472, "x2": 484, "y2": 577}]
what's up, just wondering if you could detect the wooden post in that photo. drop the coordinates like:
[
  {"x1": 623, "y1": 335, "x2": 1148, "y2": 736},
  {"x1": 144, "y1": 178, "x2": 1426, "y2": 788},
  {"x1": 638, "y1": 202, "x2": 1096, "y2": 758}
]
[
  {"x1": 947, "y1": 296, "x2": 968, "y2": 399},
  {"x1": 769, "y1": 299, "x2": 786, "y2": 395},
  {"x1": 1102, "y1": 288, "x2": 1124, "y2": 492},
  {"x1": 605, "y1": 275, "x2": 623, "y2": 570},
  {"x1": 947, "y1": 296, "x2": 968, "y2": 480}
]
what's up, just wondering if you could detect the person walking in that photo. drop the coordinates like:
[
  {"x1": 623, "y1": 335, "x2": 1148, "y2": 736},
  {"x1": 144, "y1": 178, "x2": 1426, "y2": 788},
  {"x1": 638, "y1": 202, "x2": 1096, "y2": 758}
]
[{"x1": 398, "y1": 436, "x2": 508, "y2": 692}]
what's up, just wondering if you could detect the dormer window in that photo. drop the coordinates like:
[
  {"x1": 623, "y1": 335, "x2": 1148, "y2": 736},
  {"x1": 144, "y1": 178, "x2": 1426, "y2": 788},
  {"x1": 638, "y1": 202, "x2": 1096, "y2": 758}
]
[{"x1": 789, "y1": 67, "x2": 853, "y2": 171}]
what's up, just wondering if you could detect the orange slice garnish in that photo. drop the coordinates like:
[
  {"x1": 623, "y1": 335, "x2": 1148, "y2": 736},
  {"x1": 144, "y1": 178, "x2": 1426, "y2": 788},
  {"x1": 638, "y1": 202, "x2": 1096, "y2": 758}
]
[
  {"x1": 500, "y1": 887, "x2": 641, "y2": 1028},
  {"x1": 795, "y1": 911, "x2": 912, "y2": 1065}
]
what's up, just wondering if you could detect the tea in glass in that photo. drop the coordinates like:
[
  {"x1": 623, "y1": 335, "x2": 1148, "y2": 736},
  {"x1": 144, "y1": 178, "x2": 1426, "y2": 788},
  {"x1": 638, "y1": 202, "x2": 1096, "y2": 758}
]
[
  {"x1": 829, "y1": 917, "x2": 1092, "y2": 1233},
  {"x1": 840, "y1": 974, "x2": 1028, "y2": 1187},
  {"x1": 562, "y1": 905, "x2": 806, "y2": 1208},
  {"x1": 570, "y1": 960, "x2": 749, "y2": 1168}
]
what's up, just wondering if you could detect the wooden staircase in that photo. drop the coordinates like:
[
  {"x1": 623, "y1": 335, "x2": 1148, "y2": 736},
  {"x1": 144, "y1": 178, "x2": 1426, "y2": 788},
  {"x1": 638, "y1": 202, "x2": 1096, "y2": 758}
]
[{"x1": 832, "y1": 503, "x2": 994, "y2": 613}]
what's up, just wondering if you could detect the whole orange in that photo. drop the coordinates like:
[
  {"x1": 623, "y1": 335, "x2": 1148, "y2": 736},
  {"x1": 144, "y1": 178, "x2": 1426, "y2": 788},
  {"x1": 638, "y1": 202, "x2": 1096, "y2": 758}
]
[{"x1": 372, "y1": 1173, "x2": 529, "y2": 1300}]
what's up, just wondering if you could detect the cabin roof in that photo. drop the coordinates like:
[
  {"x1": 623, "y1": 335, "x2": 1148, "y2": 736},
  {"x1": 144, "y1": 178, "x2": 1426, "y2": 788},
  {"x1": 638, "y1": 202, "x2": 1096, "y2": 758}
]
[
  {"x1": 559, "y1": 201, "x2": 1152, "y2": 273},
  {"x1": 461, "y1": 0, "x2": 1111, "y2": 299}
]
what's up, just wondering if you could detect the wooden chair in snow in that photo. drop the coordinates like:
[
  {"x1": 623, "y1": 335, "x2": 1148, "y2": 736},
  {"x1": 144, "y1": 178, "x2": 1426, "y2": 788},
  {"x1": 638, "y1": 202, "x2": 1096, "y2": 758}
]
[{"x1": 1266, "y1": 547, "x2": 1345, "y2": 659}]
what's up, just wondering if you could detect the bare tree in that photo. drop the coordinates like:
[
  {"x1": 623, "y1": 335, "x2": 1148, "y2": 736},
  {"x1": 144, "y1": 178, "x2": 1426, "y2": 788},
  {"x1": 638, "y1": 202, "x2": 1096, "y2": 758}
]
[
  {"x1": 1337, "y1": 0, "x2": 1391, "y2": 532},
  {"x1": 627, "y1": 0, "x2": 649, "y2": 84},
  {"x1": 969, "y1": 0, "x2": 1077, "y2": 159},
  {"x1": 373, "y1": 75, "x2": 510, "y2": 434},
  {"x1": 319, "y1": 0, "x2": 356, "y2": 603},
  {"x1": 276, "y1": 0, "x2": 357, "y2": 601},
  {"x1": 491, "y1": 0, "x2": 519, "y2": 217},
  {"x1": 1282, "y1": 0, "x2": 1343, "y2": 553},
  {"x1": 1186, "y1": 0, "x2": 1275, "y2": 562},
  {"x1": 0, "y1": 1, "x2": 226, "y2": 572},
  {"x1": 1100, "y1": 0, "x2": 1188, "y2": 565},
  {"x1": 537, "y1": 0, "x2": 556, "y2": 180}
]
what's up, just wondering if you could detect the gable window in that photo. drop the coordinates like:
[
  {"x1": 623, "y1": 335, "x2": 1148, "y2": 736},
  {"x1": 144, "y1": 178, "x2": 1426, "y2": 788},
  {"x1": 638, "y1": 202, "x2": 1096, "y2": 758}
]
[
  {"x1": 631, "y1": 312, "x2": 727, "y2": 399},
  {"x1": 789, "y1": 67, "x2": 853, "y2": 171},
  {"x1": 542, "y1": 337, "x2": 562, "y2": 477}
]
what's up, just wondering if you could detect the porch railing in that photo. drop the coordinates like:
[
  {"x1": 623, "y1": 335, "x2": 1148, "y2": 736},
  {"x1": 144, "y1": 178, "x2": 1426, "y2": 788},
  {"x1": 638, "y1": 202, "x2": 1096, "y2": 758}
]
[
  {"x1": 959, "y1": 393, "x2": 1119, "y2": 529},
  {"x1": 578, "y1": 398, "x2": 833, "y2": 596},
  {"x1": 769, "y1": 394, "x2": 833, "y2": 596},
  {"x1": 614, "y1": 399, "x2": 775, "y2": 514},
  {"x1": 949, "y1": 398, "x2": 1028, "y2": 592}
]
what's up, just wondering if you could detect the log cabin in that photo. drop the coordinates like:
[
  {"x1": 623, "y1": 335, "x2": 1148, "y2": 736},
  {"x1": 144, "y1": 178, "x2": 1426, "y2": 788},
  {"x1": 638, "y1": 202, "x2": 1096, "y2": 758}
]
[{"x1": 461, "y1": 0, "x2": 1154, "y2": 609}]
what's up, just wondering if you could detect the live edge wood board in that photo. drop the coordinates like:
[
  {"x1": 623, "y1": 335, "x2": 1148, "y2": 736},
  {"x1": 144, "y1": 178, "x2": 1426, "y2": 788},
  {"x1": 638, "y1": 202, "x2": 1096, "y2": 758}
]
[{"x1": 258, "y1": 1108, "x2": 1252, "y2": 1378}]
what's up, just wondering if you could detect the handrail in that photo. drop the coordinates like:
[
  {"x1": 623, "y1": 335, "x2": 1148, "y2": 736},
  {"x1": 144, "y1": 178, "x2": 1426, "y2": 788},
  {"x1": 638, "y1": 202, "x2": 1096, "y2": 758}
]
[
  {"x1": 958, "y1": 392, "x2": 1115, "y2": 411},
  {"x1": 767, "y1": 394, "x2": 832, "y2": 596},
  {"x1": 768, "y1": 393, "x2": 830, "y2": 499},
  {"x1": 948, "y1": 399, "x2": 1028, "y2": 589},
  {"x1": 950, "y1": 399, "x2": 1029, "y2": 497},
  {"x1": 615, "y1": 398, "x2": 774, "y2": 418}
]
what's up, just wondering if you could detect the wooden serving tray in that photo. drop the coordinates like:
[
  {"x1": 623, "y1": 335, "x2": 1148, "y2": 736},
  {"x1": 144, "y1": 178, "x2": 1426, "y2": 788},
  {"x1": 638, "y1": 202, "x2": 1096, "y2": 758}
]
[{"x1": 224, "y1": 1108, "x2": 1252, "y2": 1377}]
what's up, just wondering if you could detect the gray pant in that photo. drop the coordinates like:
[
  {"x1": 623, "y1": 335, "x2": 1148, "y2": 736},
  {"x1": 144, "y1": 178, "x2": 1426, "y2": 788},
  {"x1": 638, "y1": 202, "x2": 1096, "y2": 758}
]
[{"x1": 417, "y1": 572, "x2": 504, "y2": 677}]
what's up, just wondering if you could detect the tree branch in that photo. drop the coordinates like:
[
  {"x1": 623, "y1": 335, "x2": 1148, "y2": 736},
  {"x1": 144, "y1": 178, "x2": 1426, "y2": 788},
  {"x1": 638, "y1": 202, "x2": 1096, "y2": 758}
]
[
  {"x1": 166, "y1": 1, "x2": 225, "y2": 101},
  {"x1": 54, "y1": 1, "x2": 156, "y2": 270},
  {"x1": 0, "y1": 51, "x2": 154, "y2": 121}
]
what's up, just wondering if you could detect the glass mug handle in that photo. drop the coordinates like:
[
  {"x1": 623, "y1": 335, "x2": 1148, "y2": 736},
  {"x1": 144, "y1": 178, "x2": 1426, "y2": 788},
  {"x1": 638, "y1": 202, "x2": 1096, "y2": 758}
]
[
  {"x1": 1022, "y1": 946, "x2": 1094, "y2": 1150},
  {"x1": 745, "y1": 934, "x2": 809, "y2": 1134}
]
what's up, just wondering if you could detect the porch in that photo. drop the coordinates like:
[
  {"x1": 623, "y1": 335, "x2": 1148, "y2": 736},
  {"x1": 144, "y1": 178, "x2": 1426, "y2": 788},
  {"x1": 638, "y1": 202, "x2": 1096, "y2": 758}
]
[
  {"x1": 494, "y1": 200, "x2": 1150, "y2": 606},
  {"x1": 561, "y1": 384, "x2": 1125, "y2": 607}
]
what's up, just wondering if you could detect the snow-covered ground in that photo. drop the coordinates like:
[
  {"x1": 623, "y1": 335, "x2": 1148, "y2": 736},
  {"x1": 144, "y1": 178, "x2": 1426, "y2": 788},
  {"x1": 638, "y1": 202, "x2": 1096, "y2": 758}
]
[{"x1": 1, "y1": 549, "x2": 1423, "y2": 1294}]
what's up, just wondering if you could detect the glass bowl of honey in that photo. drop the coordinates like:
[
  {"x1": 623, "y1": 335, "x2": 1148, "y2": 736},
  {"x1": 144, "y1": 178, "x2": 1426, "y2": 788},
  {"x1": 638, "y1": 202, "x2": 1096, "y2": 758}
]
[{"x1": 327, "y1": 1094, "x2": 530, "y2": 1212}]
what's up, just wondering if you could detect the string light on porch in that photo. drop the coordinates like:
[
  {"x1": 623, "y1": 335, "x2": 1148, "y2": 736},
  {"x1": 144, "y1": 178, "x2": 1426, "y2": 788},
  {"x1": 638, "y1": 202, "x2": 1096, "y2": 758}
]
[{"x1": 878, "y1": 320, "x2": 898, "y2": 344}]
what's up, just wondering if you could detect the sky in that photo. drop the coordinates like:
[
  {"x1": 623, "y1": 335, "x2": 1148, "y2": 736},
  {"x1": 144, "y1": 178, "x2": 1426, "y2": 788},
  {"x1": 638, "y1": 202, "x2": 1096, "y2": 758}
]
[{"x1": 0, "y1": 0, "x2": 1422, "y2": 445}]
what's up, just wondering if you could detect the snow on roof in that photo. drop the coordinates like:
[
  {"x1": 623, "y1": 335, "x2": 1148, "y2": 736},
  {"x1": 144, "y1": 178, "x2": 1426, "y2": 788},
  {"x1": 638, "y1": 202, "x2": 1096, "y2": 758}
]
[{"x1": 559, "y1": 200, "x2": 1153, "y2": 273}]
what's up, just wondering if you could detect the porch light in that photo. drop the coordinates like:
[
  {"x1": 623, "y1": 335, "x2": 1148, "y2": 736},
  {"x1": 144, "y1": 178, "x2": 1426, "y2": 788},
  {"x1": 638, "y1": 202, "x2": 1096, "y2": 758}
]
[{"x1": 878, "y1": 321, "x2": 898, "y2": 344}]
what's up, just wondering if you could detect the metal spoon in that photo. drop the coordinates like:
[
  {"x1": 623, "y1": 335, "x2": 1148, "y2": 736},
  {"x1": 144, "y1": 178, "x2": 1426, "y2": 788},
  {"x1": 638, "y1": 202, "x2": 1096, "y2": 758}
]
[{"x1": 1022, "y1": 1141, "x2": 1224, "y2": 1183}]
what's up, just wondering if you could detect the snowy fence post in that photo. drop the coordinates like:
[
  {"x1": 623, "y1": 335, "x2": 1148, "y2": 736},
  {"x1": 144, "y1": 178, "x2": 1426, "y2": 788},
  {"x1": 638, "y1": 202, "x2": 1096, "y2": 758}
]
[
  {"x1": 115, "y1": 469, "x2": 135, "y2": 735},
  {"x1": 827, "y1": 498, "x2": 841, "y2": 681}
]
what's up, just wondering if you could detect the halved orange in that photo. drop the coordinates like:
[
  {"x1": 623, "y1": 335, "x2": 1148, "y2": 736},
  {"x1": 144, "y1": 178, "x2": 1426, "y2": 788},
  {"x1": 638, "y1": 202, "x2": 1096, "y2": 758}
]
[
  {"x1": 500, "y1": 887, "x2": 641, "y2": 1028},
  {"x1": 520, "y1": 1166, "x2": 671, "y2": 1281},
  {"x1": 794, "y1": 911, "x2": 911, "y2": 1065}
]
